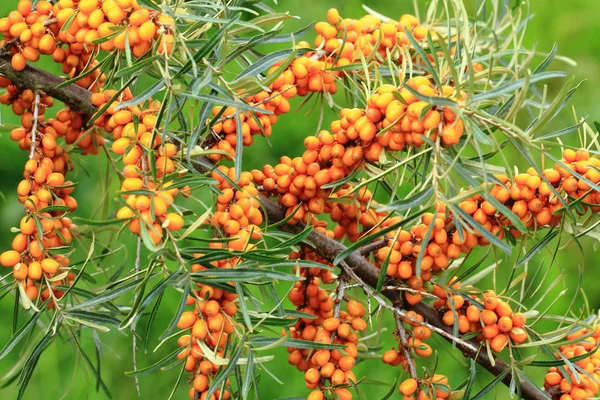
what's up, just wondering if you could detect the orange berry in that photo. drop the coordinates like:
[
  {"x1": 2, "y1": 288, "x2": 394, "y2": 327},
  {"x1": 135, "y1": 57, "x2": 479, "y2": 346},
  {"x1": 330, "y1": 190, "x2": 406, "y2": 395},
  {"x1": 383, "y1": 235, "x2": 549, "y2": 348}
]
[
  {"x1": 490, "y1": 333, "x2": 508, "y2": 352},
  {"x1": 1, "y1": 250, "x2": 21, "y2": 267},
  {"x1": 338, "y1": 356, "x2": 355, "y2": 371},
  {"x1": 138, "y1": 20, "x2": 156, "y2": 41},
  {"x1": 13, "y1": 262, "x2": 28, "y2": 281},
  {"x1": 399, "y1": 378, "x2": 418, "y2": 396},
  {"x1": 41, "y1": 258, "x2": 60, "y2": 274},
  {"x1": 193, "y1": 374, "x2": 208, "y2": 392},
  {"x1": 481, "y1": 310, "x2": 498, "y2": 325},
  {"x1": 11, "y1": 53, "x2": 27, "y2": 71},
  {"x1": 176, "y1": 311, "x2": 197, "y2": 329},
  {"x1": 307, "y1": 390, "x2": 324, "y2": 400},
  {"x1": 512, "y1": 313, "x2": 527, "y2": 327},
  {"x1": 347, "y1": 300, "x2": 365, "y2": 317},
  {"x1": 498, "y1": 316, "x2": 513, "y2": 333},
  {"x1": 304, "y1": 368, "x2": 320, "y2": 385},
  {"x1": 165, "y1": 213, "x2": 184, "y2": 231},
  {"x1": 545, "y1": 372, "x2": 561, "y2": 387}
]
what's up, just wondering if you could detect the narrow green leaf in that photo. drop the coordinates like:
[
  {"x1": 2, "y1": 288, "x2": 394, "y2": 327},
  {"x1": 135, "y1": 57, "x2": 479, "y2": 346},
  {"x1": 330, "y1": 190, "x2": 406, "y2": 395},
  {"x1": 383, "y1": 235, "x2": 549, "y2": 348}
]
[
  {"x1": 469, "y1": 368, "x2": 509, "y2": 400},
  {"x1": 0, "y1": 303, "x2": 47, "y2": 360},
  {"x1": 516, "y1": 230, "x2": 559, "y2": 266},
  {"x1": 115, "y1": 79, "x2": 165, "y2": 110},
  {"x1": 471, "y1": 71, "x2": 567, "y2": 102},
  {"x1": 376, "y1": 186, "x2": 433, "y2": 212},
  {"x1": 126, "y1": 347, "x2": 183, "y2": 377}
]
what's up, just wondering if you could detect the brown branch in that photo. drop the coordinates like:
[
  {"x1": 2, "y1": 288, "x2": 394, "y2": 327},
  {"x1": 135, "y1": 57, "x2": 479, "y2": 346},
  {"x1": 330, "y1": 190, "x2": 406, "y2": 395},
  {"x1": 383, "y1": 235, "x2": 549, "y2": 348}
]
[
  {"x1": 4, "y1": 60, "x2": 548, "y2": 400},
  {"x1": 0, "y1": 55, "x2": 97, "y2": 115},
  {"x1": 358, "y1": 238, "x2": 388, "y2": 256}
]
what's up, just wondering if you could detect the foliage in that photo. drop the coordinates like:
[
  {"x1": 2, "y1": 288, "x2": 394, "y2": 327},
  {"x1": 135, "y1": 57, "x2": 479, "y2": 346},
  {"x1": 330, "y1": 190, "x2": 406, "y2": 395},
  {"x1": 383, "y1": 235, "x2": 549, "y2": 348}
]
[{"x1": 0, "y1": 1, "x2": 599, "y2": 400}]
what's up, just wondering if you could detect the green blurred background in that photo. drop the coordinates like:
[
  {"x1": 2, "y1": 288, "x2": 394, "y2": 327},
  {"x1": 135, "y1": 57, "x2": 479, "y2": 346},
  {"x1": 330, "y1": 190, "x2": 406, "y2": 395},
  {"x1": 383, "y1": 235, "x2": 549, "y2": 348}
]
[{"x1": 1, "y1": 0, "x2": 600, "y2": 399}]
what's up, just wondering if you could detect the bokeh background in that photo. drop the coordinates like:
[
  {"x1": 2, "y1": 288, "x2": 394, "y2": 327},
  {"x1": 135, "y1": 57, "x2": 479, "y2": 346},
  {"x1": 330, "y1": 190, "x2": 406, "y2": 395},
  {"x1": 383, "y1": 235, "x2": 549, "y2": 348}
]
[{"x1": 1, "y1": 0, "x2": 600, "y2": 399}]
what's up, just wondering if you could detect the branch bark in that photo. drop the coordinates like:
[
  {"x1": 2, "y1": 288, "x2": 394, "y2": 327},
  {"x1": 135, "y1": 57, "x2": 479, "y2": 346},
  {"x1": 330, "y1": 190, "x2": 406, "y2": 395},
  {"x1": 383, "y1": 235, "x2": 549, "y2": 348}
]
[
  {"x1": 0, "y1": 55, "x2": 97, "y2": 115},
  {"x1": 3, "y1": 60, "x2": 548, "y2": 400}
]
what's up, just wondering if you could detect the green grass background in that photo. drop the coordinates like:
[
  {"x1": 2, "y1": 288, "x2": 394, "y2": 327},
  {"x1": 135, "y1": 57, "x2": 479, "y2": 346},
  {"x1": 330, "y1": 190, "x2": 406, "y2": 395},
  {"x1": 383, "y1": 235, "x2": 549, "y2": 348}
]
[{"x1": 1, "y1": 1, "x2": 600, "y2": 399}]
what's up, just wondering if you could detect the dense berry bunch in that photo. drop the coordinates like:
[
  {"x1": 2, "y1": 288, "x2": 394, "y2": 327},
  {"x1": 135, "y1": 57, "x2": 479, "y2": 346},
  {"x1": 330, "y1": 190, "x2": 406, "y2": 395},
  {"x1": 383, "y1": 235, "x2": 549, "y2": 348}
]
[
  {"x1": 285, "y1": 253, "x2": 364, "y2": 400},
  {"x1": 544, "y1": 325, "x2": 600, "y2": 400},
  {"x1": 434, "y1": 286, "x2": 528, "y2": 351},
  {"x1": 315, "y1": 11, "x2": 431, "y2": 63},
  {"x1": 0, "y1": 0, "x2": 174, "y2": 74},
  {"x1": 205, "y1": 10, "x2": 443, "y2": 162},
  {"x1": 250, "y1": 81, "x2": 463, "y2": 227},
  {"x1": 0, "y1": 81, "x2": 78, "y2": 305},
  {"x1": 91, "y1": 89, "x2": 188, "y2": 243},
  {"x1": 210, "y1": 167, "x2": 264, "y2": 251},
  {"x1": 176, "y1": 272, "x2": 236, "y2": 400}
]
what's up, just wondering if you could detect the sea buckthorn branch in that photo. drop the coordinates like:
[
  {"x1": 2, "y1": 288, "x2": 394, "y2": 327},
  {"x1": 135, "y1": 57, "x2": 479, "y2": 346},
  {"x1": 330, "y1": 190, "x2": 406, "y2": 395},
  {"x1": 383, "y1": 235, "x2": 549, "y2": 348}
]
[
  {"x1": 0, "y1": 40, "x2": 560, "y2": 400},
  {"x1": 339, "y1": 257, "x2": 547, "y2": 400},
  {"x1": 255, "y1": 187, "x2": 549, "y2": 399},
  {"x1": 0, "y1": 3, "x2": 584, "y2": 400}
]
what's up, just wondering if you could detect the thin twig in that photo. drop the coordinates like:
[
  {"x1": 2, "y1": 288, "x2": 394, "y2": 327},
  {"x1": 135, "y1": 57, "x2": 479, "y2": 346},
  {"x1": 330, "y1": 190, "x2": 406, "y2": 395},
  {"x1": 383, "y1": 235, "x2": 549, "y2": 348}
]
[
  {"x1": 132, "y1": 236, "x2": 142, "y2": 398},
  {"x1": 29, "y1": 92, "x2": 40, "y2": 160},
  {"x1": 330, "y1": 274, "x2": 347, "y2": 342},
  {"x1": 395, "y1": 313, "x2": 419, "y2": 382}
]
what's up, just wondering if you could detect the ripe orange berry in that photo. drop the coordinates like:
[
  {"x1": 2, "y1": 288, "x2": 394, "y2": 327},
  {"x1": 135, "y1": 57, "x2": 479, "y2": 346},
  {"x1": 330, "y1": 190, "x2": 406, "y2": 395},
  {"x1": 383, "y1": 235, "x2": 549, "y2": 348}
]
[
  {"x1": 323, "y1": 317, "x2": 340, "y2": 331},
  {"x1": 1, "y1": 250, "x2": 21, "y2": 267},
  {"x1": 177, "y1": 311, "x2": 197, "y2": 329},
  {"x1": 382, "y1": 349, "x2": 399, "y2": 364},
  {"x1": 498, "y1": 316, "x2": 513, "y2": 332},
  {"x1": 338, "y1": 355, "x2": 355, "y2": 371},
  {"x1": 490, "y1": 333, "x2": 508, "y2": 352},
  {"x1": 481, "y1": 310, "x2": 498, "y2": 325},
  {"x1": 165, "y1": 213, "x2": 184, "y2": 231},
  {"x1": 512, "y1": 313, "x2": 527, "y2": 327},
  {"x1": 13, "y1": 262, "x2": 28, "y2": 281},
  {"x1": 545, "y1": 371, "x2": 562, "y2": 386},
  {"x1": 41, "y1": 258, "x2": 60, "y2": 274},
  {"x1": 307, "y1": 391, "x2": 324, "y2": 400},
  {"x1": 46, "y1": 172, "x2": 65, "y2": 186},
  {"x1": 193, "y1": 374, "x2": 208, "y2": 392},
  {"x1": 20, "y1": 216, "x2": 36, "y2": 235},
  {"x1": 304, "y1": 368, "x2": 320, "y2": 385},
  {"x1": 11, "y1": 53, "x2": 27, "y2": 71},
  {"x1": 28, "y1": 261, "x2": 42, "y2": 280},
  {"x1": 466, "y1": 305, "x2": 481, "y2": 323},
  {"x1": 399, "y1": 378, "x2": 418, "y2": 396},
  {"x1": 347, "y1": 300, "x2": 365, "y2": 317},
  {"x1": 138, "y1": 20, "x2": 156, "y2": 41}
]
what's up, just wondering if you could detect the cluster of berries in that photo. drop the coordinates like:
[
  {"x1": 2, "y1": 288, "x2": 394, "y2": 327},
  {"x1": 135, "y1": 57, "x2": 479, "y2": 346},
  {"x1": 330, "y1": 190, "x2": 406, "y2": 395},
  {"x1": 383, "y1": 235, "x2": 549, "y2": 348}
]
[
  {"x1": 0, "y1": 83, "x2": 76, "y2": 305},
  {"x1": 176, "y1": 267, "x2": 236, "y2": 400},
  {"x1": 284, "y1": 249, "x2": 363, "y2": 400},
  {"x1": 382, "y1": 310, "x2": 433, "y2": 366},
  {"x1": 206, "y1": 9, "x2": 443, "y2": 162},
  {"x1": 433, "y1": 286, "x2": 528, "y2": 352},
  {"x1": 544, "y1": 325, "x2": 600, "y2": 400},
  {"x1": 0, "y1": 0, "x2": 174, "y2": 74},
  {"x1": 315, "y1": 10, "x2": 431, "y2": 64},
  {"x1": 91, "y1": 89, "x2": 188, "y2": 244}
]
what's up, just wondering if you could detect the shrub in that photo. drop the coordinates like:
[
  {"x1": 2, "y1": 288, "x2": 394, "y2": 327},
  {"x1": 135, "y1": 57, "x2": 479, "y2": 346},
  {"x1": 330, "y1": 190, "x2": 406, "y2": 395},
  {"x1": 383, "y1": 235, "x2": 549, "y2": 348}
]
[{"x1": 0, "y1": 1, "x2": 597, "y2": 399}]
